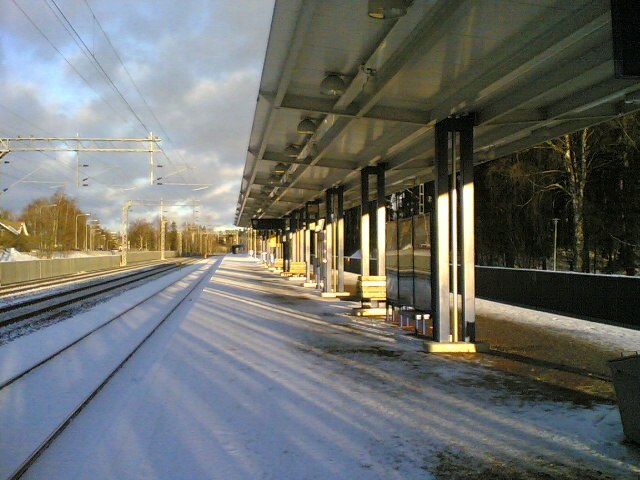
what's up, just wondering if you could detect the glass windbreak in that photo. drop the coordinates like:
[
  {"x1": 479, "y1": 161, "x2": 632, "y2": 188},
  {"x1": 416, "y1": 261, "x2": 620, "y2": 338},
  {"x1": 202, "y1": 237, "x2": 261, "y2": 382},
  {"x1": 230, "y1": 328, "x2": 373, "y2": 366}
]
[
  {"x1": 413, "y1": 214, "x2": 431, "y2": 311},
  {"x1": 385, "y1": 220, "x2": 398, "y2": 302},
  {"x1": 385, "y1": 190, "x2": 432, "y2": 312}
]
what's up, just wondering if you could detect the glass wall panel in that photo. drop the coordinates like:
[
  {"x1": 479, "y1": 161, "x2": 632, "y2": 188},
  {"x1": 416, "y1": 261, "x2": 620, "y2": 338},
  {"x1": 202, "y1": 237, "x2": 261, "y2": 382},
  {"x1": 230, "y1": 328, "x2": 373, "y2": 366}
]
[
  {"x1": 413, "y1": 213, "x2": 431, "y2": 311},
  {"x1": 386, "y1": 220, "x2": 398, "y2": 302},
  {"x1": 398, "y1": 217, "x2": 414, "y2": 304}
]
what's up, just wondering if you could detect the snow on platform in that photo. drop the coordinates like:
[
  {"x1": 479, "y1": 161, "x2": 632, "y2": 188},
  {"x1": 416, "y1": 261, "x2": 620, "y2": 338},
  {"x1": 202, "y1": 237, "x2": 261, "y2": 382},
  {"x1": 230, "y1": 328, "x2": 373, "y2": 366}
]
[{"x1": 22, "y1": 255, "x2": 640, "y2": 479}]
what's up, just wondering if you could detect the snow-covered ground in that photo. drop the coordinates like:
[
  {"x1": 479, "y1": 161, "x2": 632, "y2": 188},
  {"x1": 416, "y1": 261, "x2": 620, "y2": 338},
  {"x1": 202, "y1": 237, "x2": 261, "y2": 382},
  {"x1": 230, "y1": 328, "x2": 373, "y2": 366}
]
[
  {"x1": 9, "y1": 255, "x2": 638, "y2": 479},
  {"x1": 0, "y1": 248, "x2": 38, "y2": 262},
  {"x1": 0, "y1": 248, "x2": 117, "y2": 262},
  {"x1": 0, "y1": 259, "x2": 219, "y2": 479},
  {"x1": 476, "y1": 298, "x2": 640, "y2": 354}
]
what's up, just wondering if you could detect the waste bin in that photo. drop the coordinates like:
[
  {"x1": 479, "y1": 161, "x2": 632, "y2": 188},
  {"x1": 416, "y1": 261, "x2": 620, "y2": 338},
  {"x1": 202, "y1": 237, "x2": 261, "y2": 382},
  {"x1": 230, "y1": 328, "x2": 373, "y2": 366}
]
[{"x1": 609, "y1": 353, "x2": 640, "y2": 444}]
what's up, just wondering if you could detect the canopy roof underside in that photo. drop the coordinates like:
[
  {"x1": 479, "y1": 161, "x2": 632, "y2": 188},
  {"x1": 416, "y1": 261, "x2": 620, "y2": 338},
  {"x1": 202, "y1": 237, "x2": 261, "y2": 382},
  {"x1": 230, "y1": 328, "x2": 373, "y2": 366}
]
[{"x1": 235, "y1": 0, "x2": 640, "y2": 226}]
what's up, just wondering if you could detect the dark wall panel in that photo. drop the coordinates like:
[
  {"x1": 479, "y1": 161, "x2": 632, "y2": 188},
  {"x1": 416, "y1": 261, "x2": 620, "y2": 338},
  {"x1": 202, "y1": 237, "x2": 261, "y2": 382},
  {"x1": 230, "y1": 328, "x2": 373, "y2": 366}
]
[{"x1": 476, "y1": 267, "x2": 640, "y2": 327}]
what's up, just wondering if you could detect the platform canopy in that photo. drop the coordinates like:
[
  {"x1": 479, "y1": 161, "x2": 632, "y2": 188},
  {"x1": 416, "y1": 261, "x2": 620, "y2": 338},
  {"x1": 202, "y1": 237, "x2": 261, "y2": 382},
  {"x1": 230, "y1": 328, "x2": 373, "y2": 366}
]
[{"x1": 235, "y1": 0, "x2": 640, "y2": 226}]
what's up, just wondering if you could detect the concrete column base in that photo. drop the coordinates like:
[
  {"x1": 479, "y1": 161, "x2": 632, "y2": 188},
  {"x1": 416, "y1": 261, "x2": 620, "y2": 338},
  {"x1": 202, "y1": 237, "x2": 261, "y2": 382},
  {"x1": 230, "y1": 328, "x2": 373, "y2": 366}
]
[
  {"x1": 352, "y1": 307, "x2": 387, "y2": 317},
  {"x1": 423, "y1": 341, "x2": 490, "y2": 354},
  {"x1": 320, "y1": 292, "x2": 350, "y2": 298}
]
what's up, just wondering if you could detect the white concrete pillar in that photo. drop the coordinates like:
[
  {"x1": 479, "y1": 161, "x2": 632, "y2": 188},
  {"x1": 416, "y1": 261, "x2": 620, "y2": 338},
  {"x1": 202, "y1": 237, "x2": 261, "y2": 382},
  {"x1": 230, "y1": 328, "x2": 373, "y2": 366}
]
[
  {"x1": 360, "y1": 169, "x2": 370, "y2": 277},
  {"x1": 376, "y1": 165, "x2": 386, "y2": 276},
  {"x1": 433, "y1": 122, "x2": 451, "y2": 342}
]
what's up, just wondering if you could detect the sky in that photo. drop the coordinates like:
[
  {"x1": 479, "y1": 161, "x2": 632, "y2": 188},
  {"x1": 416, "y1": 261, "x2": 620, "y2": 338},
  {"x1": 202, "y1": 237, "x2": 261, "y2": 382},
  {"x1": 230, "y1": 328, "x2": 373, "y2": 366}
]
[{"x1": 0, "y1": 0, "x2": 274, "y2": 231}]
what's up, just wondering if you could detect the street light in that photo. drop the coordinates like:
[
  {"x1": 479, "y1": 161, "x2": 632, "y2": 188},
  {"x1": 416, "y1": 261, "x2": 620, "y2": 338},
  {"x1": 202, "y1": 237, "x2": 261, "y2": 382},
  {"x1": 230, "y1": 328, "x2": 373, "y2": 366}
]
[
  {"x1": 552, "y1": 218, "x2": 559, "y2": 271},
  {"x1": 89, "y1": 219, "x2": 99, "y2": 251},
  {"x1": 75, "y1": 213, "x2": 91, "y2": 250}
]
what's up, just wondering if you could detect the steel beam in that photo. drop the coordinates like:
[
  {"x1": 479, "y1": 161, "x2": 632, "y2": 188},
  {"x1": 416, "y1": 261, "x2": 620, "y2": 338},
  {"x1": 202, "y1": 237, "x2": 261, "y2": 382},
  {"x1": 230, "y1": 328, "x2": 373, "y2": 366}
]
[{"x1": 278, "y1": 94, "x2": 431, "y2": 125}]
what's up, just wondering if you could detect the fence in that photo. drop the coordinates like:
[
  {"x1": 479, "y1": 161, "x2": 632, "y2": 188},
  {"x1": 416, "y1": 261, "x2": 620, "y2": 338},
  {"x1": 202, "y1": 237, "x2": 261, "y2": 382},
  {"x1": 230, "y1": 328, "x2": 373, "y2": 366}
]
[
  {"x1": 476, "y1": 266, "x2": 640, "y2": 328},
  {"x1": 0, "y1": 251, "x2": 178, "y2": 285}
]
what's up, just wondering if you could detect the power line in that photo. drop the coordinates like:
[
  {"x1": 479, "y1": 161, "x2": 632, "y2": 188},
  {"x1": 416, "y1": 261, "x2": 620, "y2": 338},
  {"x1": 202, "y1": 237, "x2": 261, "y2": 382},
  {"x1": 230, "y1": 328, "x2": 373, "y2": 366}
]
[
  {"x1": 9, "y1": 0, "x2": 131, "y2": 127},
  {"x1": 81, "y1": 0, "x2": 190, "y2": 183},
  {"x1": 8, "y1": 0, "x2": 139, "y2": 187},
  {"x1": 7, "y1": 2, "x2": 200, "y2": 194},
  {"x1": 45, "y1": 0, "x2": 150, "y2": 135}
]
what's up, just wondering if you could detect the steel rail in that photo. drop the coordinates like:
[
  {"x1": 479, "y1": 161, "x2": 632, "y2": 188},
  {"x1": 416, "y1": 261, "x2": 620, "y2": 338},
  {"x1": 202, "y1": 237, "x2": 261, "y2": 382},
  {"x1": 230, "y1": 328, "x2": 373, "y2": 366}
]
[
  {"x1": 0, "y1": 260, "x2": 197, "y2": 328},
  {"x1": 4, "y1": 259, "x2": 218, "y2": 480},
  {"x1": 0, "y1": 259, "x2": 172, "y2": 297}
]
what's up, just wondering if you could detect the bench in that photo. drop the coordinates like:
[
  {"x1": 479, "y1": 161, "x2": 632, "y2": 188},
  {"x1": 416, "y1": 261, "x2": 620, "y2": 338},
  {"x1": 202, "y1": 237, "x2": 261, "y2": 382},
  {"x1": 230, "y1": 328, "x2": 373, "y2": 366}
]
[
  {"x1": 281, "y1": 261, "x2": 307, "y2": 277},
  {"x1": 356, "y1": 275, "x2": 387, "y2": 306}
]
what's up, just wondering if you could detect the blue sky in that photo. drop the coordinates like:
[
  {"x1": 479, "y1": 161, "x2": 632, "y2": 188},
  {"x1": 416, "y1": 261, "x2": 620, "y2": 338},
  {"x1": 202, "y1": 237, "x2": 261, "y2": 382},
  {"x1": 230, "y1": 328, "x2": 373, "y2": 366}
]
[{"x1": 0, "y1": 0, "x2": 274, "y2": 230}]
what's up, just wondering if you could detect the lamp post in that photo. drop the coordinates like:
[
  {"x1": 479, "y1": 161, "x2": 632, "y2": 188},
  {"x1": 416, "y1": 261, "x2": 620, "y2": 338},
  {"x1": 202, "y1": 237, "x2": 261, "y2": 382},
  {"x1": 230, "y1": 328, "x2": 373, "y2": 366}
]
[
  {"x1": 75, "y1": 213, "x2": 90, "y2": 250},
  {"x1": 552, "y1": 218, "x2": 559, "y2": 271},
  {"x1": 89, "y1": 219, "x2": 99, "y2": 251}
]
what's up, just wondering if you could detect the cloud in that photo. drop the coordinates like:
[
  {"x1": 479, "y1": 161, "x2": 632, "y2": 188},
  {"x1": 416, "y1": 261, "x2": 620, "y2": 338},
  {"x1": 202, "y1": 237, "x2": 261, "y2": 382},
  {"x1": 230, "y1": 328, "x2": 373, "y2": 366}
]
[{"x1": 0, "y1": 0, "x2": 274, "y2": 230}]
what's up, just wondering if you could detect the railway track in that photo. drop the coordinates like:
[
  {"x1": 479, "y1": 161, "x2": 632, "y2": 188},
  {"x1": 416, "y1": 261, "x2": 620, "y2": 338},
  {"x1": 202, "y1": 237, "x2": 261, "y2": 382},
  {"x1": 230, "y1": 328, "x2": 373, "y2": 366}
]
[
  {"x1": 0, "y1": 257, "x2": 219, "y2": 480},
  {"x1": 0, "y1": 259, "x2": 198, "y2": 330}
]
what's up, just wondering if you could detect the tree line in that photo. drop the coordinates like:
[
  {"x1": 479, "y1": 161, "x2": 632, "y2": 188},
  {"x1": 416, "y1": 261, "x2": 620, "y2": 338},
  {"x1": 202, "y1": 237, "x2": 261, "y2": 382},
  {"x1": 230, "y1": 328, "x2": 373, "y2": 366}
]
[
  {"x1": 0, "y1": 190, "x2": 113, "y2": 255},
  {"x1": 476, "y1": 111, "x2": 640, "y2": 275},
  {"x1": 1, "y1": 190, "x2": 239, "y2": 256}
]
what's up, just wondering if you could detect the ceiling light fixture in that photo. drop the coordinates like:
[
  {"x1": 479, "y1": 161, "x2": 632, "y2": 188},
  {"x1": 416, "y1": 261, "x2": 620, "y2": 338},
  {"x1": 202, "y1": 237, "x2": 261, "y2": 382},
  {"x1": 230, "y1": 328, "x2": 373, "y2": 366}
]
[
  {"x1": 284, "y1": 144, "x2": 301, "y2": 157},
  {"x1": 320, "y1": 74, "x2": 346, "y2": 96},
  {"x1": 274, "y1": 163, "x2": 288, "y2": 175},
  {"x1": 368, "y1": 0, "x2": 410, "y2": 19},
  {"x1": 624, "y1": 90, "x2": 640, "y2": 104},
  {"x1": 297, "y1": 118, "x2": 316, "y2": 135}
]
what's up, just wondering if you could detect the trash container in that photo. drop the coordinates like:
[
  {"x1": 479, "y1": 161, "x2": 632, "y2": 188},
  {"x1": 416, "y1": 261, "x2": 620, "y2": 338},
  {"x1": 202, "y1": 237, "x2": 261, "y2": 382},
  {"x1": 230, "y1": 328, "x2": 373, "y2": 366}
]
[{"x1": 609, "y1": 353, "x2": 640, "y2": 444}]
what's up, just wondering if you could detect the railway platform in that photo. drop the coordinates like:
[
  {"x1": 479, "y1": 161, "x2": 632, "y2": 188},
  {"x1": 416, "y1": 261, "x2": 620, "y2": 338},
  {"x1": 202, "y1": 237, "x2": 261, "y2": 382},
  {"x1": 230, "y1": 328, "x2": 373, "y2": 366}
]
[{"x1": 2, "y1": 255, "x2": 639, "y2": 479}]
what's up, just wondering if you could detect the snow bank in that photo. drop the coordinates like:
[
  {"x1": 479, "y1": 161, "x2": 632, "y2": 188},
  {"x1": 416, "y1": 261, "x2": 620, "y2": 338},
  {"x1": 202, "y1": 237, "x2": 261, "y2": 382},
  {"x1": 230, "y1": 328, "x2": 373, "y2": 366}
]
[{"x1": 0, "y1": 248, "x2": 39, "y2": 262}]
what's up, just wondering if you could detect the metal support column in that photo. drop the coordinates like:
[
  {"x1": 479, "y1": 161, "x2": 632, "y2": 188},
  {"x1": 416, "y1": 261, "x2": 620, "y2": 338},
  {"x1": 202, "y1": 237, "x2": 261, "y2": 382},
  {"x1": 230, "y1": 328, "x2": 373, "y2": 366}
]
[
  {"x1": 433, "y1": 121, "x2": 451, "y2": 342},
  {"x1": 291, "y1": 220, "x2": 297, "y2": 262},
  {"x1": 336, "y1": 186, "x2": 345, "y2": 293},
  {"x1": 297, "y1": 211, "x2": 303, "y2": 262},
  {"x1": 460, "y1": 125, "x2": 476, "y2": 342},
  {"x1": 376, "y1": 164, "x2": 386, "y2": 276},
  {"x1": 360, "y1": 169, "x2": 370, "y2": 276},
  {"x1": 430, "y1": 115, "x2": 477, "y2": 345},
  {"x1": 325, "y1": 189, "x2": 334, "y2": 293},
  {"x1": 253, "y1": 229, "x2": 258, "y2": 257},
  {"x1": 305, "y1": 225, "x2": 312, "y2": 281}
]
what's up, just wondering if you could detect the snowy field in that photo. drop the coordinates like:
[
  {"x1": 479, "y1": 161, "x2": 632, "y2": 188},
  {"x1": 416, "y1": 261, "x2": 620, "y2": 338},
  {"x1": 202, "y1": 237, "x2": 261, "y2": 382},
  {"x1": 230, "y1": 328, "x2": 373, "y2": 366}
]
[
  {"x1": 0, "y1": 248, "x2": 117, "y2": 262},
  {"x1": 11, "y1": 255, "x2": 637, "y2": 479},
  {"x1": 476, "y1": 298, "x2": 640, "y2": 354}
]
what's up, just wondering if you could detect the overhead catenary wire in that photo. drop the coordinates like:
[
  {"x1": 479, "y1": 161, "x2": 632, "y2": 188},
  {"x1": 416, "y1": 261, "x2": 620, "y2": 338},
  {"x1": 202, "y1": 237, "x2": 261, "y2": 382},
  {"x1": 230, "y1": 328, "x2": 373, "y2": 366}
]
[
  {"x1": 44, "y1": 0, "x2": 151, "y2": 136},
  {"x1": 5, "y1": 1, "x2": 202, "y2": 199},
  {"x1": 4, "y1": 4, "x2": 137, "y2": 187},
  {"x1": 9, "y1": 0, "x2": 132, "y2": 129},
  {"x1": 81, "y1": 0, "x2": 191, "y2": 183},
  {"x1": 0, "y1": 126, "x2": 130, "y2": 194},
  {"x1": 50, "y1": 0, "x2": 193, "y2": 185}
]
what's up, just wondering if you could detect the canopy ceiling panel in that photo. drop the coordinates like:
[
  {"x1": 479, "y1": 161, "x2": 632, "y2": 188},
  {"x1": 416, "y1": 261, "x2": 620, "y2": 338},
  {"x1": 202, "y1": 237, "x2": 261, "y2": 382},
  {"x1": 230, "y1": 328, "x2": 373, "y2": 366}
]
[{"x1": 235, "y1": 0, "x2": 640, "y2": 226}]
